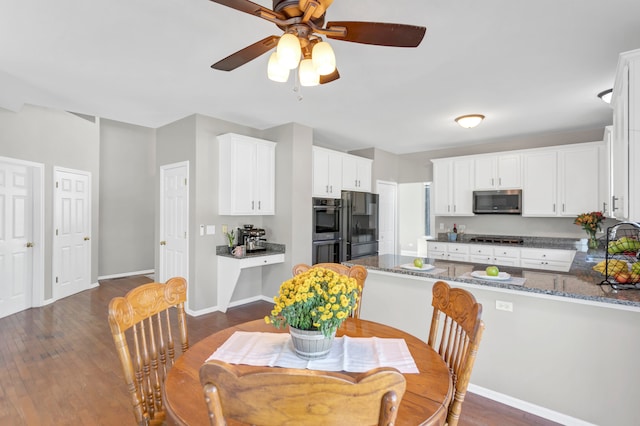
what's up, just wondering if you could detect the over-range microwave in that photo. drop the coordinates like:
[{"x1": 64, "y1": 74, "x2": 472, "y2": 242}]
[{"x1": 473, "y1": 190, "x2": 522, "y2": 214}]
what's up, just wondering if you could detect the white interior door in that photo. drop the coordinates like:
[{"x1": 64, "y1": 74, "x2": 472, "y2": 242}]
[
  {"x1": 53, "y1": 167, "x2": 91, "y2": 300},
  {"x1": 377, "y1": 180, "x2": 397, "y2": 256},
  {"x1": 159, "y1": 162, "x2": 189, "y2": 283},
  {"x1": 0, "y1": 160, "x2": 34, "y2": 318}
]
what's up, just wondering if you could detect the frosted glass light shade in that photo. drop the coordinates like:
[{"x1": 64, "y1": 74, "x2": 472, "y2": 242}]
[
  {"x1": 276, "y1": 34, "x2": 301, "y2": 70},
  {"x1": 299, "y1": 59, "x2": 319, "y2": 86},
  {"x1": 267, "y1": 52, "x2": 289, "y2": 82},
  {"x1": 455, "y1": 114, "x2": 485, "y2": 128},
  {"x1": 312, "y1": 41, "x2": 336, "y2": 75}
]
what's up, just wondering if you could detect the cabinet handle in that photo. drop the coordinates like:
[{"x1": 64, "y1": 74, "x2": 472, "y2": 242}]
[
  {"x1": 448, "y1": 205, "x2": 451, "y2": 212},
  {"x1": 603, "y1": 202, "x2": 607, "y2": 214},
  {"x1": 562, "y1": 203, "x2": 565, "y2": 212},
  {"x1": 612, "y1": 196, "x2": 619, "y2": 212},
  {"x1": 499, "y1": 177, "x2": 502, "y2": 186},
  {"x1": 258, "y1": 201, "x2": 261, "y2": 210},
  {"x1": 453, "y1": 205, "x2": 457, "y2": 212},
  {"x1": 326, "y1": 185, "x2": 329, "y2": 193},
  {"x1": 329, "y1": 185, "x2": 333, "y2": 193},
  {"x1": 553, "y1": 203, "x2": 556, "y2": 212},
  {"x1": 491, "y1": 178, "x2": 494, "y2": 186},
  {"x1": 252, "y1": 201, "x2": 255, "y2": 210}
]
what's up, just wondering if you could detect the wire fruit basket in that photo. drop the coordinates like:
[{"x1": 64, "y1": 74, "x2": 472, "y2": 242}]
[{"x1": 599, "y1": 222, "x2": 640, "y2": 289}]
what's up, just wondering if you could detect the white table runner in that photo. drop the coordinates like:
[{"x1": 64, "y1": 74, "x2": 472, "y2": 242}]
[{"x1": 206, "y1": 331, "x2": 419, "y2": 374}]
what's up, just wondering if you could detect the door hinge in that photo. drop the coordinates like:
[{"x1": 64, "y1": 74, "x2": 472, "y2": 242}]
[
  {"x1": 184, "y1": 178, "x2": 187, "y2": 186},
  {"x1": 56, "y1": 229, "x2": 58, "y2": 236},
  {"x1": 55, "y1": 181, "x2": 58, "y2": 188},
  {"x1": 56, "y1": 276, "x2": 58, "y2": 283}
]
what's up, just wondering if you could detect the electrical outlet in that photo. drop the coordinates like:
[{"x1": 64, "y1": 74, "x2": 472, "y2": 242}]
[
  {"x1": 439, "y1": 223, "x2": 444, "y2": 230},
  {"x1": 495, "y1": 300, "x2": 513, "y2": 312},
  {"x1": 221, "y1": 224, "x2": 228, "y2": 234}
]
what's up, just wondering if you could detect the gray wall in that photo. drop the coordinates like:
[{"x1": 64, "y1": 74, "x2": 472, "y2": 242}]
[
  {"x1": 0, "y1": 105, "x2": 100, "y2": 299},
  {"x1": 99, "y1": 119, "x2": 155, "y2": 276}
]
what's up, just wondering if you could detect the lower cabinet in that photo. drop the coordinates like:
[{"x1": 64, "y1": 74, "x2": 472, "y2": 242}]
[
  {"x1": 468, "y1": 244, "x2": 520, "y2": 267},
  {"x1": 428, "y1": 242, "x2": 576, "y2": 272},
  {"x1": 519, "y1": 248, "x2": 575, "y2": 272}
]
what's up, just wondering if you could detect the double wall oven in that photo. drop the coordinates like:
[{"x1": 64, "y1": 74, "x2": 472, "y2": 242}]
[{"x1": 312, "y1": 198, "x2": 343, "y2": 264}]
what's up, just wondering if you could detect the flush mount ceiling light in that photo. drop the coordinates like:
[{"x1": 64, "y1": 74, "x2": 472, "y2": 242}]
[
  {"x1": 455, "y1": 114, "x2": 485, "y2": 129},
  {"x1": 597, "y1": 88, "x2": 613, "y2": 104}
]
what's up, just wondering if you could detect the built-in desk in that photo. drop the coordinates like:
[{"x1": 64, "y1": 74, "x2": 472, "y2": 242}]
[{"x1": 216, "y1": 244, "x2": 285, "y2": 313}]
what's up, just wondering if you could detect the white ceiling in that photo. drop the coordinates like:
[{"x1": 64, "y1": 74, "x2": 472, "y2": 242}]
[{"x1": 1, "y1": 0, "x2": 638, "y2": 154}]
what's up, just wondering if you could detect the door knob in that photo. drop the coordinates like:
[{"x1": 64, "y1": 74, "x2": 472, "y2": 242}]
[
  {"x1": 160, "y1": 241, "x2": 167, "y2": 246},
  {"x1": 26, "y1": 242, "x2": 34, "y2": 248},
  {"x1": 84, "y1": 237, "x2": 90, "y2": 241}
]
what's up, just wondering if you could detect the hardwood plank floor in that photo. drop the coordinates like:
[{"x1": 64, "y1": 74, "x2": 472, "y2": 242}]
[{"x1": 0, "y1": 275, "x2": 560, "y2": 425}]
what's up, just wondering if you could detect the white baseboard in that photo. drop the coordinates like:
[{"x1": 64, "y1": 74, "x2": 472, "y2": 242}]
[
  {"x1": 98, "y1": 269, "x2": 155, "y2": 281},
  {"x1": 186, "y1": 295, "x2": 272, "y2": 317},
  {"x1": 468, "y1": 384, "x2": 596, "y2": 426}
]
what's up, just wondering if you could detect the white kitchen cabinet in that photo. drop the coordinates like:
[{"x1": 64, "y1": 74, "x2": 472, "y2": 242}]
[
  {"x1": 520, "y1": 248, "x2": 575, "y2": 272},
  {"x1": 312, "y1": 146, "x2": 342, "y2": 198},
  {"x1": 218, "y1": 133, "x2": 276, "y2": 215},
  {"x1": 432, "y1": 158, "x2": 475, "y2": 216},
  {"x1": 611, "y1": 48, "x2": 640, "y2": 221},
  {"x1": 427, "y1": 242, "x2": 469, "y2": 262},
  {"x1": 522, "y1": 142, "x2": 603, "y2": 217},
  {"x1": 468, "y1": 244, "x2": 520, "y2": 267},
  {"x1": 342, "y1": 153, "x2": 372, "y2": 192},
  {"x1": 474, "y1": 153, "x2": 522, "y2": 190},
  {"x1": 522, "y1": 150, "x2": 557, "y2": 216},
  {"x1": 599, "y1": 127, "x2": 613, "y2": 217}
]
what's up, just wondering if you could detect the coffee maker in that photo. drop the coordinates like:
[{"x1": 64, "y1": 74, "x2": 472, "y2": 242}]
[{"x1": 237, "y1": 224, "x2": 267, "y2": 253}]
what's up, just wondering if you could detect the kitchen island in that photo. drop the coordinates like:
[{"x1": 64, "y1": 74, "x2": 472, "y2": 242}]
[{"x1": 344, "y1": 253, "x2": 640, "y2": 426}]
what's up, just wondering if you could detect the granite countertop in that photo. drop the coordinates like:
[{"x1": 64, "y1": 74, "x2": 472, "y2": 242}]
[
  {"x1": 434, "y1": 232, "x2": 587, "y2": 250},
  {"x1": 216, "y1": 243, "x2": 285, "y2": 259},
  {"x1": 345, "y1": 252, "x2": 640, "y2": 309}
]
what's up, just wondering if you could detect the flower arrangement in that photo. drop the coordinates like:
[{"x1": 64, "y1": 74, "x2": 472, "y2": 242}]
[
  {"x1": 574, "y1": 211, "x2": 605, "y2": 249},
  {"x1": 265, "y1": 267, "x2": 361, "y2": 338},
  {"x1": 574, "y1": 211, "x2": 605, "y2": 233},
  {"x1": 224, "y1": 229, "x2": 235, "y2": 247}
]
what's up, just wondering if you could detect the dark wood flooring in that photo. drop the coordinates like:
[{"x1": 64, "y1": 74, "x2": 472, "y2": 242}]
[{"x1": 0, "y1": 275, "x2": 559, "y2": 425}]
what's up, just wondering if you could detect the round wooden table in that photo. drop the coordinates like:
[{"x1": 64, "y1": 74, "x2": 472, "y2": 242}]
[{"x1": 164, "y1": 318, "x2": 453, "y2": 426}]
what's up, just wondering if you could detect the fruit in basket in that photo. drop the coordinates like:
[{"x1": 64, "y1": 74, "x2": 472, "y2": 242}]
[
  {"x1": 485, "y1": 266, "x2": 500, "y2": 276},
  {"x1": 630, "y1": 273, "x2": 640, "y2": 284},
  {"x1": 614, "y1": 271, "x2": 631, "y2": 284},
  {"x1": 608, "y1": 237, "x2": 640, "y2": 254},
  {"x1": 413, "y1": 258, "x2": 424, "y2": 268},
  {"x1": 592, "y1": 259, "x2": 628, "y2": 275},
  {"x1": 632, "y1": 262, "x2": 640, "y2": 275}
]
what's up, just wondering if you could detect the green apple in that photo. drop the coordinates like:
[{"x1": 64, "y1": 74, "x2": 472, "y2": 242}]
[
  {"x1": 485, "y1": 265, "x2": 500, "y2": 276},
  {"x1": 413, "y1": 258, "x2": 424, "y2": 268}
]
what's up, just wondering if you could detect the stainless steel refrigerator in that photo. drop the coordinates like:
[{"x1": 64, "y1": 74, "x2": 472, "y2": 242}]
[{"x1": 341, "y1": 191, "x2": 379, "y2": 260}]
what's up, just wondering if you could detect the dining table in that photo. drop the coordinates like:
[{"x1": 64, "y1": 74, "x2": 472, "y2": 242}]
[{"x1": 164, "y1": 318, "x2": 453, "y2": 426}]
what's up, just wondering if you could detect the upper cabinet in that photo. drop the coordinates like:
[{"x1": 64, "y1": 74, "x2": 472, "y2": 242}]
[
  {"x1": 342, "y1": 154, "x2": 372, "y2": 192},
  {"x1": 312, "y1": 146, "x2": 343, "y2": 198},
  {"x1": 611, "y1": 48, "x2": 640, "y2": 221},
  {"x1": 474, "y1": 153, "x2": 522, "y2": 190},
  {"x1": 432, "y1": 158, "x2": 475, "y2": 216},
  {"x1": 313, "y1": 147, "x2": 373, "y2": 197},
  {"x1": 218, "y1": 133, "x2": 276, "y2": 215},
  {"x1": 523, "y1": 142, "x2": 603, "y2": 217}
]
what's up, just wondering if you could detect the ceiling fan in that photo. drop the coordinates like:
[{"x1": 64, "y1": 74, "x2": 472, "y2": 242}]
[{"x1": 208, "y1": 0, "x2": 427, "y2": 86}]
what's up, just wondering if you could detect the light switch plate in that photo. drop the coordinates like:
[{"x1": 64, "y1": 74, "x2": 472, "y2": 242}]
[{"x1": 206, "y1": 225, "x2": 215, "y2": 235}]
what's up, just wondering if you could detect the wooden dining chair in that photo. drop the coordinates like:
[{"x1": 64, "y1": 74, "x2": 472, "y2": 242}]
[
  {"x1": 108, "y1": 277, "x2": 189, "y2": 426},
  {"x1": 200, "y1": 360, "x2": 406, "y2": 426},
  {"x1": 428, "y1": 281, "x2": 485, "y2": 426},
  {"x1": 292, "y1": 263, "x2": 367, "y2": 318}
]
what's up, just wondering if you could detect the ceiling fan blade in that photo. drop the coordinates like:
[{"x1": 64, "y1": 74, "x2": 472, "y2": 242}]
[
  {"x1": 209, "y1": 0, "x2": 286, "y2": 21},
  {"x1": 320, "y1": 68, "x2": 340, "y2": 84},
  {"x1": 211, "y1": 35, "x2": 280, "y2": 71},
  {"x1": 325, "y1": 21, "x2": 426, "y2": 47}
]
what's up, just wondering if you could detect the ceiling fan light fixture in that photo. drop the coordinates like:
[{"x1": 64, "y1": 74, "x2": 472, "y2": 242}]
[
  {"x1": 312, "y1": 41, "x2": 336, "y2": 76},
  {"x1": 276, "y1": 33, "x2": 302, "y2": 70},
  {"x1": 267, "y1": 52, "x2": 289, "y2": 82},
  {"x1": 299, "y1": 58, "x2": 320, "y2": 86},
  {"x1": 455, "y1": 114, "x2": 485, "y2": 129},
  {"x1": 598, "y1": 88, "x2": 613, "y2": 104}
]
